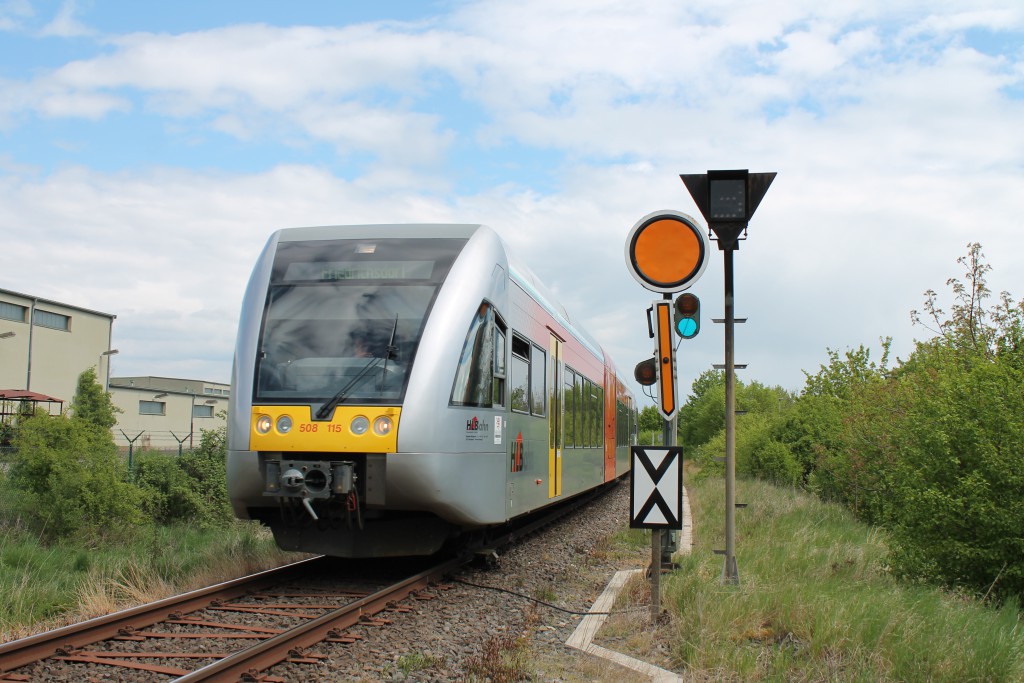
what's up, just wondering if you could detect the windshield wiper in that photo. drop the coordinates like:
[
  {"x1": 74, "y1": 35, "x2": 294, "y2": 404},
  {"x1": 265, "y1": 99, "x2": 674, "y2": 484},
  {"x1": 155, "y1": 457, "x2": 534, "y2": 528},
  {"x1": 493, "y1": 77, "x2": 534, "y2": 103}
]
[
  {"x1": 315, "y1": 356, "x2": 383, "y2": 420},
  {"x1": 379, "y1": 315, "x2": 399, "y2": 391},
  {"x1": 316, "y1": 318, "x2": 401, "y2": 420}
]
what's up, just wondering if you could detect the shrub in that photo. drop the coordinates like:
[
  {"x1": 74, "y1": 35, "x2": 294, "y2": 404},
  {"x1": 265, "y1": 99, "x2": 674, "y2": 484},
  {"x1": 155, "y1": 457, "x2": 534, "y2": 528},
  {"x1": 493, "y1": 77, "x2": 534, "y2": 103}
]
[
  {"x1": 10, "y1": 412, "x2": 144, "y2": 539},
  {"x1": 133, "y1": 451, "x2": 208, "y2": 525}
]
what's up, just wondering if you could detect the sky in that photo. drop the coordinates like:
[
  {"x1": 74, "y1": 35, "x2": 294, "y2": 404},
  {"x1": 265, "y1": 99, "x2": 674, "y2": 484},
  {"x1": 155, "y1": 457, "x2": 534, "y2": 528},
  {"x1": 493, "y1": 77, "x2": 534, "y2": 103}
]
[{"x1": 1, "y1": 0, "x2": 1022, "y2": 407}]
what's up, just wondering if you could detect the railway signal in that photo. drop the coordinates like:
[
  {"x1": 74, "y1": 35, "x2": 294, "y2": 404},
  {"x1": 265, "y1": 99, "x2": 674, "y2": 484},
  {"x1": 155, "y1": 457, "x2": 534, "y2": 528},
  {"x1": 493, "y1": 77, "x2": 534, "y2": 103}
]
[
  {"x1": 625, "y1": 210, "x2": 709, "y2": 293},
  {"x1": 625, "y1": 209, "x2": 712, "y2": 622},
  {"x1": 681, "y1": 168, "x2": 776, "y2": 587},
  {"x1": 625, "y1": 209, "x2": 710, "y2": 421},
  {"x1": 653, "y1": 299, "x2": 677, "y2": 421},
  {"x1": 673, "y1": 293, "x2": 700, "y2": 339},
  {"x1": 634, "y1": 357, "x2": 658, "y2": 386}
]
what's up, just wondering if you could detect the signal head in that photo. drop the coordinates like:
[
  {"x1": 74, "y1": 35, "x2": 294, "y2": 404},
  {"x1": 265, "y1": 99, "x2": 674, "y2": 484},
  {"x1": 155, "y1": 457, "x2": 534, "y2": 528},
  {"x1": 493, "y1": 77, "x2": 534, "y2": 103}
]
[
  {"x1": 673, "y1": 293, "x2": 700, "y2": 339},
  {"x1": 634, "y1": 358, "x2": 658, "y2": 386}
]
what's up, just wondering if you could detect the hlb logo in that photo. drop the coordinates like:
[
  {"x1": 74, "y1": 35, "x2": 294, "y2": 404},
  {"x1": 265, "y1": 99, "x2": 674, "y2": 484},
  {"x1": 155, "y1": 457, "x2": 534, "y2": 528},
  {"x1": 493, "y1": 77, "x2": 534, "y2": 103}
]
[{"x1": 465, "y1": 415, "x2": 489, "y2": 442}]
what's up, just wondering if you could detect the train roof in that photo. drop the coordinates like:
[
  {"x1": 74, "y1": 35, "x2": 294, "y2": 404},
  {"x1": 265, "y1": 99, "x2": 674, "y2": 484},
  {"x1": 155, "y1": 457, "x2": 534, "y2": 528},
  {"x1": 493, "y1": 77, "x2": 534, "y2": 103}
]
[
  {"x1": 274, "y1": 223, "x2": 483, "y2": 242},
  {"x1": 269, "y1": 223, "x2": 606, "y2": 363}
]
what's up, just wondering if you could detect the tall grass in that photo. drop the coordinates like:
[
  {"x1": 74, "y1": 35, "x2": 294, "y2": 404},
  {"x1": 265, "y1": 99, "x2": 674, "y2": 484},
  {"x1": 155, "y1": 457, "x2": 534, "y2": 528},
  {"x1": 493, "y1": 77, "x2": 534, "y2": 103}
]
[
  {"x1": 0, "y1": 520, "x2": 298, "y2": 641},
  {"x1": 657, "y1": 475, "x2": 1024, "y2": 681}
]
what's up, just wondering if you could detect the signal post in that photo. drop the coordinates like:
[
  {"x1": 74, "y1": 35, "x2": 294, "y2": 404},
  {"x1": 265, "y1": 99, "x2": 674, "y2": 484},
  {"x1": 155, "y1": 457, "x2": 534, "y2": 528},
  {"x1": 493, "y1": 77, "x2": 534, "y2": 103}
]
[
  {"x1": 681, "y1": 169, "x2": 776, "y2": 586},
  {"x1": 625, "y1": 210, "x2": 709, "y2": 622}
]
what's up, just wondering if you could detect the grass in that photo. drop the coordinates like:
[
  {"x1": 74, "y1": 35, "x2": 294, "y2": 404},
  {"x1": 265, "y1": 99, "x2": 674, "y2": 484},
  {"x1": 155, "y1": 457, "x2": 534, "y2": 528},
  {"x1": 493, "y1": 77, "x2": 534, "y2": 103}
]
[
  {"x1": 629, "y1": 474, "x2": 1024, "y2": 682},
  {"x1": 462, "y1": 606, "x2": 540, "y2": 682},
  {"x1": 0, "y1": 519, "x2": 300, "y2": 641}
]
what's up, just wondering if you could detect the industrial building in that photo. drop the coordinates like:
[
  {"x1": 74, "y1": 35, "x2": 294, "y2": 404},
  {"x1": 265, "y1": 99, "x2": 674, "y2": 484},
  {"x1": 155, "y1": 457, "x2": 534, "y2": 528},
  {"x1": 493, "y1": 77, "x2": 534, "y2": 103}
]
[
  {"x1": 0, "y1": 287, "x2": 117, "y2": 406},
  {"x1": 0, "y1": 288, "x2": 228, "y2": 452},
  {"x1": 108, "y1": 377, "x2": 230, "y2": 452}
]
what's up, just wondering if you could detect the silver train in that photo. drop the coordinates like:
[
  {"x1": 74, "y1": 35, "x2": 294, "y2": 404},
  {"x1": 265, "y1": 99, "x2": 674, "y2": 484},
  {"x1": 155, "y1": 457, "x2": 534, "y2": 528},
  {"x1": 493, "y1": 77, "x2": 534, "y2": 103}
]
[{"x1": 227, "y1": 224, "x2": 637, "y2": 557}]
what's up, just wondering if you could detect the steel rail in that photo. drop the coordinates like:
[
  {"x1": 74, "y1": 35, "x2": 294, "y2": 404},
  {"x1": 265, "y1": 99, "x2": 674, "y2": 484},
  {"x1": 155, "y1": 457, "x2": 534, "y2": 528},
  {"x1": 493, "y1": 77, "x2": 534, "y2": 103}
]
[
  {"x1": 0, "y1": 556, "x2": 325, "y2": 675},
  {"x1": 1, "y1": 480, "x2": 620, "y2": 681},
  {"x1": 174, "y1": 482, "x2": 618, "y2": 681},
  {"x1": 172, "y1": 555, "x2": 464, "y2": 682}
]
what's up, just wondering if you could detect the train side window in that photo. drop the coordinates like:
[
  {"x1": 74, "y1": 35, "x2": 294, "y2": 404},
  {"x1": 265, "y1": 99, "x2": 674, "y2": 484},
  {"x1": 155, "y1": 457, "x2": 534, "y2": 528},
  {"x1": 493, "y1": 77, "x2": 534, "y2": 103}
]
[
  {"x1": 583, "y1": 379, "x2": 593, "y2": 447},
  {"x1": 578, "y1": 377, "x2": 588, "y2": 448},
  {"x1": 510, "y1": 334, "x2": 531, "y2": 413},
  {"x1": 564, "y1": 367, "x2": 576, "y2": 448},
  {"x1": 450, "y1": 302, "x2": 495, "y2": 408},
  {"x1": 617, "y1": 398, "x2": 627, "y2": 447},
  {"x1": 593, "y1": 384, "x2": 604, "y2": 446},
  {"x1": 493, "y1": 326, "x2": 507, "y2": 407},
  {"x1": 530, "y1": 343, "x2": 546, "y2": 417}
]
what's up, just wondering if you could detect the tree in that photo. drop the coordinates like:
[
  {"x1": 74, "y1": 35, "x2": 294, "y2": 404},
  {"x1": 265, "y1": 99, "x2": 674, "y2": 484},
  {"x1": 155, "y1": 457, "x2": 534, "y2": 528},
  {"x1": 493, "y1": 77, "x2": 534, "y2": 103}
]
[
  {"x1": 70, "y1": 367, "x2": 120, "y2": 431},
  {"x1": 678, "y1": 370, "x2": 726, "y2": 449},
  {"x1": 638, "y1": 404, "x2": 661, "y2": 433},
  {"x1": 882, "y1": 243, "x2": 1024, "y2": 597}
]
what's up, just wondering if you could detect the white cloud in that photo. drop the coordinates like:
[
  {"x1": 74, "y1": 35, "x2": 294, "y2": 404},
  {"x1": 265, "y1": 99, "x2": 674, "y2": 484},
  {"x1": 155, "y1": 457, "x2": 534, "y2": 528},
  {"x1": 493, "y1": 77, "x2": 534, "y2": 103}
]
[
  {"x1": 0, "y1": 0, "x2": 32, "y2": 31},
  {"x1": 39, "y1": 0, "x2": 93, "y2": 38},
  {"x1": 1, "y1": 0, "x2": 1023, "y2": 398}
]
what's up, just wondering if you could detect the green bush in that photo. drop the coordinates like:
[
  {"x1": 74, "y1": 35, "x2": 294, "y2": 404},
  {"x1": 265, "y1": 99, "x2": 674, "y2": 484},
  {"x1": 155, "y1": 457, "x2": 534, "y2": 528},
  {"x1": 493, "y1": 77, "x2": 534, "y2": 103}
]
[
  {"x1": 748, "y1": 439, "x2": 801, "y2": 487},
  {"x1": 132, "y1": 425, "x2": 233, "y2": 528},
  {"x1": 10, "y1": 412, "x2": 144, "y2": 539},
  {"x1": 684, "y1": 245, "x2": 1024, "y2": 600},
  {"x1": 133, "y1": 450, "x2": 208, "y2": 525},
  {"x1": 760, "y1": 244, "x2": 1024, "y2": 599},
  {"x1": 179, "y1": 425, "x2": 234, "y2": 526}
]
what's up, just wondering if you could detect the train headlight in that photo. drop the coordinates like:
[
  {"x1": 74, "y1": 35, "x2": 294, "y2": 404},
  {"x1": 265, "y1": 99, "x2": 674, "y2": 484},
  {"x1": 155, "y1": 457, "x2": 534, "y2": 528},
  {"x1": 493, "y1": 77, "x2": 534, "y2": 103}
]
[
  {"x1": 276, "y1": 415, "x2": 293, "y2": 434},
  {"x1": 351, "y1": 416, "x2": 370, "y2": 435},
  {"x1": 256, "y1": 415, "x2": 272, "y2": 434},
  {"x1": 373, "y1": 415, "x2": 393, "y2": 437}
]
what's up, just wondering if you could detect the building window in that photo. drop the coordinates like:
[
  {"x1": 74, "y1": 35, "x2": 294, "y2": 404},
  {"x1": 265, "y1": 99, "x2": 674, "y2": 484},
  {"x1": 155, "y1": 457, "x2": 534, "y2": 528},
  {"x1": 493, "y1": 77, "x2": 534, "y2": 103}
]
[
  {"x1": 0, "y1": 302, "x2": 27, "y2": 323},
  {"x1": 193, "y1": 404, "x2": 214, "y2": 418},
  {"x1": 139, "y1": 400, "x2": 166, "y2": 416},
  {"x1": 33, "y1": 309, "x2": 70, "y2": 331}
]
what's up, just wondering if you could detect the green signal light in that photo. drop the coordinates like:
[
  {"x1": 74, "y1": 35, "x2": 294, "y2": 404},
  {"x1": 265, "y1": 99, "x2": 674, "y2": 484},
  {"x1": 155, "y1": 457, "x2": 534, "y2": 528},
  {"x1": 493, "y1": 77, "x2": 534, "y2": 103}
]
[
  {"x1": 676, "y1": 318, "x2": 698, "y2": 338},
  {"x1": 673, "y1": 293, "x2": 700, "y2": 339}
]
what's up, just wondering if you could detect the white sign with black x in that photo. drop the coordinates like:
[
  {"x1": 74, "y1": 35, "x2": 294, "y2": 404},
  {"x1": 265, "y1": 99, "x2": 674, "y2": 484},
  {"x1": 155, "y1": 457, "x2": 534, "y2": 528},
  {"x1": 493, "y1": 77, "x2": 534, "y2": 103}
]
[{"x1": 630, "y1": 446, "x2": 683, "y2": 529}]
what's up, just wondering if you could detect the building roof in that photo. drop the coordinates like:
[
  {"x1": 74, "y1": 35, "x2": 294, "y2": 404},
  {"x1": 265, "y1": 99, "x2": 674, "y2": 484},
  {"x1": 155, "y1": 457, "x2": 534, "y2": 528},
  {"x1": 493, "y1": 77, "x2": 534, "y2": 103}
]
[
  {"x1": 0, "y1": 287, "x2": 116, "y2": 320},
  {"x1": 0, "y1": 389, "x2": 64, "y2": 402}
]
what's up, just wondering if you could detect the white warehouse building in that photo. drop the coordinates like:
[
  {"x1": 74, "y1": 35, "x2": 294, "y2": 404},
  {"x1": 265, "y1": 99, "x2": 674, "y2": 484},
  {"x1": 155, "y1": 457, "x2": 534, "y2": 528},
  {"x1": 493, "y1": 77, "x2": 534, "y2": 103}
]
[
  {"x1": 0, "y1": 287, "x2": 228, "y2": 451},
  {"x1": 0, "y1": 287, "x2": 117, "y2": 405},
  {"x1": 108, "y1": 377, "x2": 230, "y2": 452}
]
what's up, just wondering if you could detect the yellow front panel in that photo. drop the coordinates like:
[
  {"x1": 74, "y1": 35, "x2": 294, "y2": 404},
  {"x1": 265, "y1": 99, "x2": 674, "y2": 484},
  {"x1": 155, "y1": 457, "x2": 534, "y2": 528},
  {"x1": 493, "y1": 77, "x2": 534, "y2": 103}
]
[{"x1": 250, "y1": 405, "x2": 401, "y2": 453}]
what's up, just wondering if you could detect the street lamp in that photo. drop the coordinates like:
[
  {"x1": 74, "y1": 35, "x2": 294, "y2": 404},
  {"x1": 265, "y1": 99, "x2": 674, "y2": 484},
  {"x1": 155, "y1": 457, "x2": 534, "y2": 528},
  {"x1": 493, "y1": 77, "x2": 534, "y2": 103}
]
[
  {"x1": 190, "y1": 392, "x2": 196, "y2": 449},
  {"x1": 99, "y1": 349, "x2": 118, "y2": 392}
]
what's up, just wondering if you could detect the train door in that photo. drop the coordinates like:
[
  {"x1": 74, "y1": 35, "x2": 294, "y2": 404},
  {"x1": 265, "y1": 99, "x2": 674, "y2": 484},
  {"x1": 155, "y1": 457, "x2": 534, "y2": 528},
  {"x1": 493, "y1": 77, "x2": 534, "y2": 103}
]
[
  {"x1": 604, "y1": 368, "x2": 617, "y2": 481},
  {"x1": 548, "y1": 334, "x2": 563, "y2": 498}
]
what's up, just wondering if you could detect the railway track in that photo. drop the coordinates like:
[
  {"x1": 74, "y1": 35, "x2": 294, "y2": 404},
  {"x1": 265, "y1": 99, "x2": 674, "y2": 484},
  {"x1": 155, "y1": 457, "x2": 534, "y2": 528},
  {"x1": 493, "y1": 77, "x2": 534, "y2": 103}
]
[{"x1": 0, "y1": 483, "x2": 614, "y2": 682}]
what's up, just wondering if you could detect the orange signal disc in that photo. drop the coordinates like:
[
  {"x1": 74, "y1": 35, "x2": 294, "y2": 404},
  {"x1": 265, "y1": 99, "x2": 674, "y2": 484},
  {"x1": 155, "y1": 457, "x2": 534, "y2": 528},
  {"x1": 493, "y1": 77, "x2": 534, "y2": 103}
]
[
  {"x1": 633, "y1": 218, "x2": 702, "y2": 285},
  {"x1": 625, "y1": 211, "x2": 709, "y2": 293}
]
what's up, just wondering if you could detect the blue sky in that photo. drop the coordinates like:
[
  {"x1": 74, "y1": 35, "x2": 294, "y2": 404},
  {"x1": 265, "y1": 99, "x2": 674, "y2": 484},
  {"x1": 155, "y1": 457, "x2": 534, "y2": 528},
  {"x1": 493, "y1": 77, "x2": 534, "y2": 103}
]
[{"x1": 1, "y1": 0, "x2": 1023, "y2": 404}]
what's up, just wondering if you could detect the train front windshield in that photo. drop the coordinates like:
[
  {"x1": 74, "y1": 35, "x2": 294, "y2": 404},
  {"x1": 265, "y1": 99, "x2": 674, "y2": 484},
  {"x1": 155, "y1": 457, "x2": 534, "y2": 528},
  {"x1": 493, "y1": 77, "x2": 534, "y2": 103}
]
[{"x1": 254, "y1": 237, "x2": 467, "y2": 404}]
